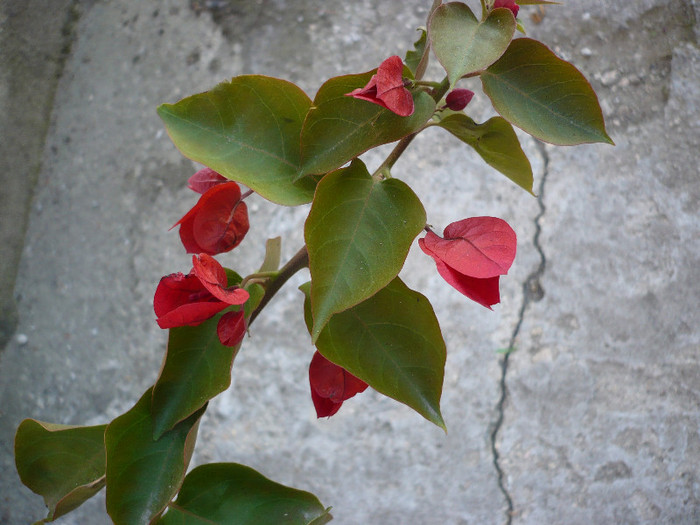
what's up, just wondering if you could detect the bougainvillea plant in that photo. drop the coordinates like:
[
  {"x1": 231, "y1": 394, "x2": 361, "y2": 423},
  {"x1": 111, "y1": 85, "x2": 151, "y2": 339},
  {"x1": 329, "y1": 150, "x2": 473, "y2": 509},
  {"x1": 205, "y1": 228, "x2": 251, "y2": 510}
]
[{"x1": 14, "y1": 1, "x2": 612, "y2": 523}]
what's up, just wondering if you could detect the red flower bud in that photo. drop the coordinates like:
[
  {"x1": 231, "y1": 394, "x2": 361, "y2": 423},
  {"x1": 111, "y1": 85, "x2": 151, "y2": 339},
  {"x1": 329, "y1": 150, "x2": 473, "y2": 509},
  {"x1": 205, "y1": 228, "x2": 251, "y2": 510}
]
[
  {"x1": 419, "y1": 217, "x2": 516, "y2": 309},
  {"x1": 309, "y1": 351, "x2": 368, "y2": 418},
  {"x1": 174, "y1": 181, "x2": 249, "y2": 256},
  {"x1": 493, "y1": 0, "x2": 519, "y2": 18},
  {"x1": 346, "y1": 55, "x2": 414, "y2": 117},
  {"x1": 445, "y1": 89, "x2": 474, "y2": 111}
]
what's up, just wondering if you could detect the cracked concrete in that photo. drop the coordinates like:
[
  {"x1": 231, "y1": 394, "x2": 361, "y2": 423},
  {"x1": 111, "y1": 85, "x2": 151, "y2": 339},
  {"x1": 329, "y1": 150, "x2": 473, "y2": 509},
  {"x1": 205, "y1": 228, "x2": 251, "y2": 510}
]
[
  {"x1": 1, "y1": 0, "x2": 698, "y2": 523},
  {"x1": 491, "y1": 142, "x2": 550, "y2": 525}
]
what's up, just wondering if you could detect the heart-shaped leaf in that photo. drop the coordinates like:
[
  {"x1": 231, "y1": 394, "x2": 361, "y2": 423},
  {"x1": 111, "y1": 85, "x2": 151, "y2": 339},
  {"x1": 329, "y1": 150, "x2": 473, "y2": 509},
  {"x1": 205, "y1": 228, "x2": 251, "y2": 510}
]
[
  {"x1": 305, "y1": 159, "x2": 426, "y2": 341},
  {"x1": 158, "y1": 76, "x2": 319, "y2": 206},
  {"x1": 301, "y1": 278, "x2": 446, "y2": 429},
  {"x1": 15, "y1": 420, "x2": 107, "y2": 523},
  {"x1": 106, "y1": 388, "x2": 204, "y2": 525},
  {"x1": 151, "y1": 313, "x2": 238, "y2": 439},
  {"x1": 435, "y1": 113, "x2": 533, "y2": 194},
  {"x1": 429, "y1": 2, "x2": 516, "y2": 87},
  {"x1": 298, "y1": 72, "x2": 435, "y2": 177},
  {"x1": 481, "y1": 38, "x2": 614, "y2": 145},
  {"x1": 156, "y1": 463, "x2": 332, "y2": 525}
]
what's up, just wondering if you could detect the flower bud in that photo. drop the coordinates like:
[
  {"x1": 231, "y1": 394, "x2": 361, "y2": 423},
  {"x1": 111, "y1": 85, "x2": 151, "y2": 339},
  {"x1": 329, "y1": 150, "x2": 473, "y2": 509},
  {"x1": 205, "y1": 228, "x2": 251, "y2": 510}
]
[{"x1": 445, "y1": 89, "x2": 475, "y2": 111}]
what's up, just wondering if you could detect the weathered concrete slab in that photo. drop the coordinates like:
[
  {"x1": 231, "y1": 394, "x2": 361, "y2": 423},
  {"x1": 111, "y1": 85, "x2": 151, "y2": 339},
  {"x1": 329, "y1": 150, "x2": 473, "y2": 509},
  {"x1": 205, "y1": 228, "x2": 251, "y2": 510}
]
[
  {"x1": 0, "y1": 0, "x2": 78, "y2": 350},
  {"x1": 0, "y1": 1, "x2": 697, "y2": 524}
]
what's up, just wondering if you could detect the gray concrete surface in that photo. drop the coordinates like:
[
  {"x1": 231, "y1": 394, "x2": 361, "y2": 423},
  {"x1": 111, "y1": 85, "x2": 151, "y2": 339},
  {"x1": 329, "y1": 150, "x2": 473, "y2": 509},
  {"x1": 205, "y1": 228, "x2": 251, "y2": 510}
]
[
  {"x1": 0, "y1": 0, "x2": 79, "y2": 351},
  {"x1": 0, "y1": 0, "x2": 698, "y2": 524}
]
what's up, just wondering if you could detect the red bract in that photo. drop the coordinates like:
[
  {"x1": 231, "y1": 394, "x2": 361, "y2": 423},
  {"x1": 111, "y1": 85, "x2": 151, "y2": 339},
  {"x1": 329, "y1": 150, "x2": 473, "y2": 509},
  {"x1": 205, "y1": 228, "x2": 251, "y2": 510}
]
[
  {"x1": 445, "y1": 89, "x2": 474, "y2": 111},
  {"x1": 187, "y1": 167, "x2": 229, "y2": 194},
  {"x1": 153, "y1": 272, "x2": 229, "y2": 329},
  {"x1": 493, "y1": 0, "x2": 519, "y2": 18},
  {"x1": 309, "y1": 351, "x2": 368, "y2": 418},
  {"x1": 192, "y1": 254, "x2": 250, "y2": 305},
  {"x1": 217, "y1": 310, "x2": 246, "y2": 347},
  {"x1": 154, "y1": 255, "x2": 249, "y2": 330},
  {"x1": 174, "y1": 181, "x2": 249, "y2": 255},
  {"x1": 419, "y1": 217, "x2": 517, "y2": 309},
  {"x1": 346, "y1": 55, "x2": 414, "y2": 117}
]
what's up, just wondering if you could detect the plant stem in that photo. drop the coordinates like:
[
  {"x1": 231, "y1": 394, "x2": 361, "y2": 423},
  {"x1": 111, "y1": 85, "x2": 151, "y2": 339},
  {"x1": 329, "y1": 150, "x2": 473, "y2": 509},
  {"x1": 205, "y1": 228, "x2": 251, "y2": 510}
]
[
  {"x1": 371, "y1": 76, "x2": 451, "y2": 179},
  {"x1": 248, "y1": 245, "x2": 309, "y2": 326}
]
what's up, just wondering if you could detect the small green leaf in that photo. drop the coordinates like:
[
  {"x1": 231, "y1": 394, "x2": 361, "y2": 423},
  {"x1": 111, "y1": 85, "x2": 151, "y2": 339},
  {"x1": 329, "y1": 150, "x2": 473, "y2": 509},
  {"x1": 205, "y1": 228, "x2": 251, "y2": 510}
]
[
  {"x1": 404, "y1": 28, "x2": 427, "y2": 77},
  {"x1": 298, "y1": 72, "x2": 435, "y2": 177},
  {"x1": 481, "y1": 38, "x2": 614, "y2": 145},
  {"x1": 106, "y1": 388, "x2": 205, "y2": 525},
  {"x1": 156, "y1": 463, "x2": 332, "y2": 525},
  {"x1": 435, "y1": 113, "x2": 534, "y2": 194},
  {"x1": 258, "y1": 236, "x2": 282, "y2": 273},
  {"x1": 305, "y1": 159, "x2": 426, "y2": 341},
  {"x1": 151, "y1": 314, "x2": 237, "y2": 439},
  {"x1": 158, "y1": 75, "x2": 320, "y2": 206},
  {"x1": 301, "y1": 278, "x2": 446, "y2": 428},
  {"x1": 15, "y1": 420, "x2": 107, "y2": 523},
  {"x1": 429, "y1": 2, "x2": 516, "y2": 87}
]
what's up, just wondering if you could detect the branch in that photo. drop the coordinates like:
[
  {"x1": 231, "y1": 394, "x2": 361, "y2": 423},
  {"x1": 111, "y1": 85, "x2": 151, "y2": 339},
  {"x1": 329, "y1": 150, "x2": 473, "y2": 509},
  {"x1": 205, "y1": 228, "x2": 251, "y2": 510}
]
[{"x1": 248, "y1": 245, "x2": 309, "y2": 326}]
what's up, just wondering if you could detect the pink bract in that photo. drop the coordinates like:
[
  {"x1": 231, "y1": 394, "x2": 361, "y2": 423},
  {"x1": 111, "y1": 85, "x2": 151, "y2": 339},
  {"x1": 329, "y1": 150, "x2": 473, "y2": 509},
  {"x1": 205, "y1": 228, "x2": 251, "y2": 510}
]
[
  {"x1": 419, "y1": 217, "x2": 516, "y2": 309},
  {"x1": 346, "y1": 55, "x2": 414, "y2": 117}
]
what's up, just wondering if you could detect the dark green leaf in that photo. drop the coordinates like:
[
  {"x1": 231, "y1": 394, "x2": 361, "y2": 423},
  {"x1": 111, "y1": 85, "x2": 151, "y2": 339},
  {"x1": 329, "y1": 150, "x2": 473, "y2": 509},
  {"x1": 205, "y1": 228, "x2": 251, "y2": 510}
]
[
  {"x1": 15, "y1": 420, "x2": 107, "y2": 523},
  {"x1": 158, "y1": 76, "x2": 319, "y2": 206},
  {"x1": 404, "y1": 28, "x2": 427, "y2": 77},
  {"x1": 435, "y1": 113, "x2": 534, "y2": 194},
  {"x1": 301, "y1": 278, "x2": 446, "y2": 429},
  {"x1": 429, "y1": 2, "x2": 516, "y2": 87},
  {"x1": 298, "y1": 72, "x2": 435, "y2": 177},
  {"x1": 105, "y1": 388, "x2": 204, "y2": 525},
  {"x1": 305, "y1": 159, "x2": 426, "y2": 341},
  {"x1": 481, "y1": 38, "x2": 614, "y2": 145},
  {"x1": 157, "y1": 463, "x2": 332, "y2": 525},
  {"x1": 151, "y1": 314, "x2": 237, "y2": 439}
]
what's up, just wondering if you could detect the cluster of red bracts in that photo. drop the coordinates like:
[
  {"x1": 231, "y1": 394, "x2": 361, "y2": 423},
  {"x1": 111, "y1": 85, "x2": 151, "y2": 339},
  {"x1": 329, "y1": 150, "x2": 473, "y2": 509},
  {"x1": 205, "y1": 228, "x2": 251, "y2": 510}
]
[
  {"x1": 154, "y1": 168, "x2": 251, "y2": 348},
  {"x1": 154, "y1": 253, "x2": 249, "y2": 347}
]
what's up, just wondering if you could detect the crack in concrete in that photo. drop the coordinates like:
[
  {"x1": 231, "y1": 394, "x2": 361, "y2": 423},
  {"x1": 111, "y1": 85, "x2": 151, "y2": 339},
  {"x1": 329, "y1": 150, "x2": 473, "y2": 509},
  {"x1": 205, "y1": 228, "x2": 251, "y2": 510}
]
[{"x1": 491, "y1": 140, "x2": 550, "y2": 525}]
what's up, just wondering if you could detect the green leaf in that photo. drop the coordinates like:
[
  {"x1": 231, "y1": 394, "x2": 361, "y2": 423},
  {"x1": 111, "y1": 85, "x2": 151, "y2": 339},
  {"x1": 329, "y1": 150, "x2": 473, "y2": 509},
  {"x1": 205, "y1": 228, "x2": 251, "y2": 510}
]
[
  {"x1": 481, "y1": 38, "x2": 614, "y2": 145},
  {"x1": 157, "y1": 463, "x2": 332, "y2": 525},
  {"x1": 404, "y1": 28, "x2": 427, "y2": 77},
  {"x1": 157, "y1": 75, "x2": 320, "y2": 206},
  {"x1": 300, "y1": 278, "x2": 446, "y2": 429},
  {"x1": 258, "y1": 236, "x2": 282, "y2": 273},
  {"x1": 435, "y1": 113, "x2": 534, "y2": 194},
  {"x1": 298, "y1": 72, "x2": 435, "y2": 177},
  {"x1": 15, "y1": 420, "x2": 107, "y2": 523},
  {"x1": 429, "y1": 2, "x2": 516, "y2": 87},
  {"x1": 151, "y1": 314, "x2": 237, "y2": 439},
  {"x1": 304, "y1": 159, "x2": 426, "y2": 341},
  {"x1": 105, "y1": 388, "x2": 204, "y2": 525}
]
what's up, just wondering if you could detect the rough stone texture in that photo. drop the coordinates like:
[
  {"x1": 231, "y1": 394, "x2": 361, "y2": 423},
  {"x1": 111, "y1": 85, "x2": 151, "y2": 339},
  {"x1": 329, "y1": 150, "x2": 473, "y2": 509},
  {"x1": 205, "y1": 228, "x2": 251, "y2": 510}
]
[
  {"x1": 0, "y1": 0, "x2": 78, "y2": 351},
  {"x1": 0, "y1": 1, "x2": 697, "y2": 524}
]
